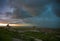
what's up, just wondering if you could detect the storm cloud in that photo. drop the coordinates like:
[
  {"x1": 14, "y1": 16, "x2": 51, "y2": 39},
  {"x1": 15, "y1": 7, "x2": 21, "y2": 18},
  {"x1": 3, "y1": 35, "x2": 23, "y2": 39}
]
[{"x1": 0, "y1": 0, "x2": 60, "y2": 28}]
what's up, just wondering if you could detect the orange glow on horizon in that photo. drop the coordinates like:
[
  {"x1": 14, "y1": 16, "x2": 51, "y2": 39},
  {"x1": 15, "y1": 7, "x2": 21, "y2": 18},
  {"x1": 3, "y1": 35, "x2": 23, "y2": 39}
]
[
  {"x1": 9, "y1": 24, "x2": 32, "y2": 26},
  {"x1": 0, "y1": 23, "x2": 7, "y2": 26},
  {"x1": 0, "y1": 23, "x2": 33, "y2": 26}
]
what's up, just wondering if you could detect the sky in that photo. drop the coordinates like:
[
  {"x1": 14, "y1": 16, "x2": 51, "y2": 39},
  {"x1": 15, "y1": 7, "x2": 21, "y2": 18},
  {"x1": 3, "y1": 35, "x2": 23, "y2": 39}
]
[{"x1": 0, "y1": 0, "x2": 60, "y2": 28}]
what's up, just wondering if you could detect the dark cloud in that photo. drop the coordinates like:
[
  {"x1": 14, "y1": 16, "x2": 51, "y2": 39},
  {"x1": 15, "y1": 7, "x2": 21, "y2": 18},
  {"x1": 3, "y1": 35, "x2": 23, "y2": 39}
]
[
  {"x1": 8, "y1": 0, "x2": 60, "y2": 17},
  {"x1": 0, "y1": 0, "x2": 60, "y2": 17},
  {"x1": 53, "y1": 0, "x2": 60, "y2": 17},
  {"x1": 12, "y1": 8, "x2": 32, "y2": 19},
  {"x1": 0, "y1": 0, "x2": 60, "y2": 27},
  {"x1": 0, "y1": 0, "x2": 8, "y2": 8}
]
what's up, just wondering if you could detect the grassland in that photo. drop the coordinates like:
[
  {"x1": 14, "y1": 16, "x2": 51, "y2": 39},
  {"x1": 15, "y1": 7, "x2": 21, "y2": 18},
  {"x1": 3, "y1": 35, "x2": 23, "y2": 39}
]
[{"x1": 0, "y1": 26, "x2": 60, "y2": 41}]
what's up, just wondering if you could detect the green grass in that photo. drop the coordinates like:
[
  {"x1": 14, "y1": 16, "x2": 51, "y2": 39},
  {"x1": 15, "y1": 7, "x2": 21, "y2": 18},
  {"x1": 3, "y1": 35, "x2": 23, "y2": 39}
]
[
  {"x1": 0, "y1": 29, "x2": 12, "y2": 41},
  {"x1": 0, "y1": 27, "x2": 60, "y2": 41},
  {"x1": 17, "y1": 31, "x2": 60, "y2": 41}
]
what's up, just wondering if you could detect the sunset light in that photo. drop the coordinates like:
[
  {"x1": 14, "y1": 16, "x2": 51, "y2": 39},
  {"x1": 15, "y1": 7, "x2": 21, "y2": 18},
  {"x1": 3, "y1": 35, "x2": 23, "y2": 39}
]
[
  {"x1": 0, "y1": 23, "x2": 7, "y2": 26},
  {"x1": 0, "y1": 23, "x2": 33, "y2": 26}
]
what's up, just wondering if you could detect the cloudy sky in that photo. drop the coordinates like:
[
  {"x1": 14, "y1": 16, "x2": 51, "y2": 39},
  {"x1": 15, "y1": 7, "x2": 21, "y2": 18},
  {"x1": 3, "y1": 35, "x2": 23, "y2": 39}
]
[{"x1": 0, "y1": 0, "x2": 60, "y2": 28}]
